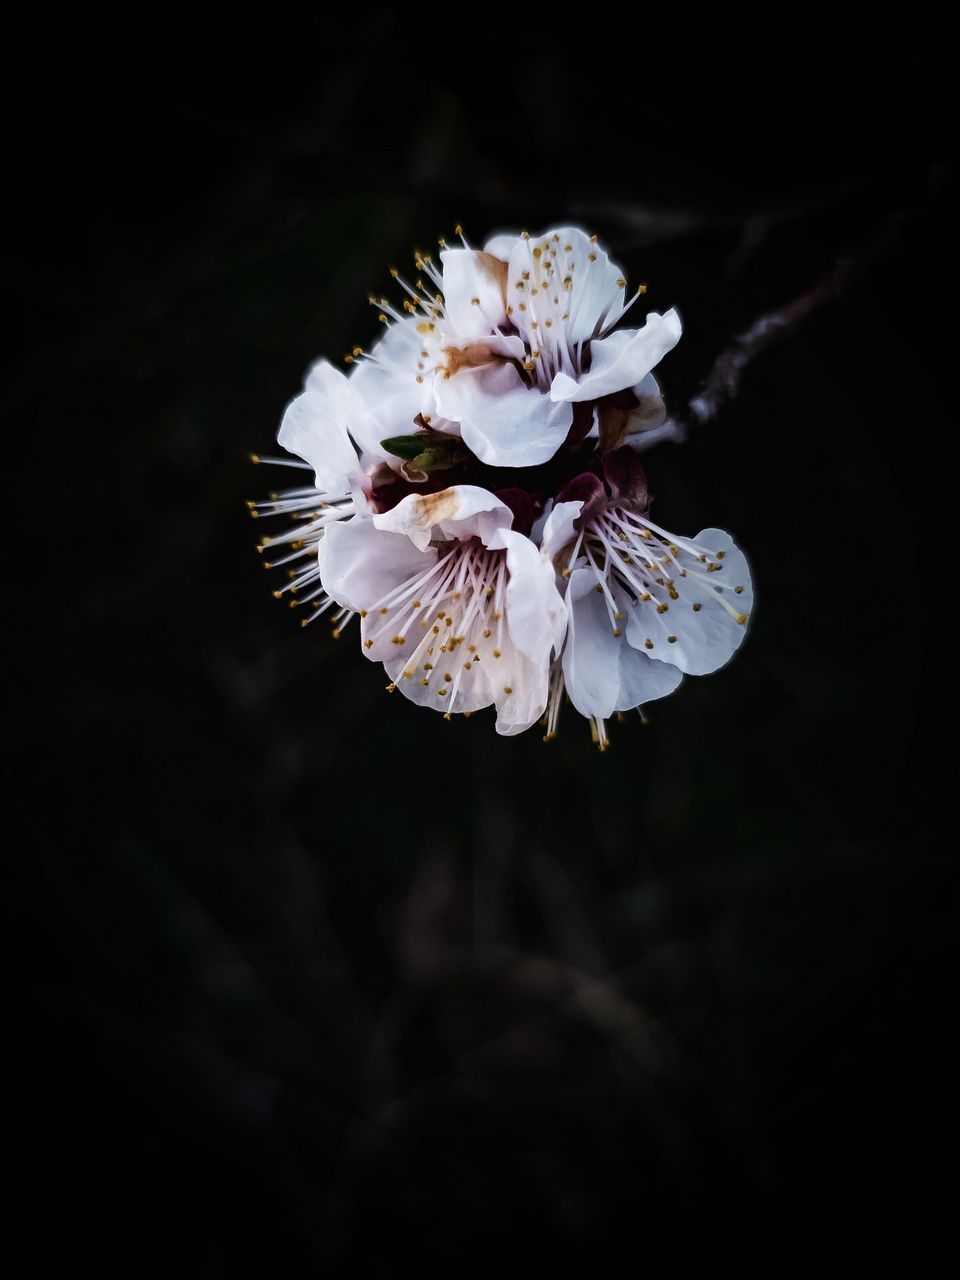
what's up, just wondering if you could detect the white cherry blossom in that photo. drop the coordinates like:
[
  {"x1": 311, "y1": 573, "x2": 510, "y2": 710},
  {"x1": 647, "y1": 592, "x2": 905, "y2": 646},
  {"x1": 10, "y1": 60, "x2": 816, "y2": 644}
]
[
  {"x1": 317, "y1": 485, "x2": 567, "y2": 734},
  {"x1": 339, "y1": 226, "x2": 682, "y2": 469},
  {"x1": 541, "y1": 460, "x2": 753, "y2": 749},
  {"x1": 249, "y1": 222, "x2": 754, "y2": 744}
]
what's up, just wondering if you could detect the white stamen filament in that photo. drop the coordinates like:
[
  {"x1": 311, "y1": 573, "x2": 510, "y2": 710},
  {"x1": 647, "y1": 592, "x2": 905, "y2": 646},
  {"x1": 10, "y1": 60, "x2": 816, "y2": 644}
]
[
  {"x1": 250, "y1": 459, "x2": 358, "y2": 634},
  {"x1": 363, "y1": 538, "x2": 514, "y2": 717},
  {"x1": 573, "y1": 505, "x2": 750, "y2": 632}
]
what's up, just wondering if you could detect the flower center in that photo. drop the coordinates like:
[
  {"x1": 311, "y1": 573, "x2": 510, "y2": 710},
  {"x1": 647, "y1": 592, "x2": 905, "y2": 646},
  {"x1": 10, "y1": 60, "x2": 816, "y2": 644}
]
[
  {"x1": 566, "y1": 503, "x2": 750, "y2": 641},
  {"x1": 360, "y1": 538, "x2": 512, "y2": 716}
]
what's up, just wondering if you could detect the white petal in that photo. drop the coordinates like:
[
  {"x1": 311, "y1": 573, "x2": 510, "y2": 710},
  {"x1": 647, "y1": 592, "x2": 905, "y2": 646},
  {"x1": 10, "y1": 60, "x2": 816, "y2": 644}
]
[
  {"x1": 317, "y1": 516, "x2": 434, "y2": 613},
  {"x1": 501, "y1": 529, "x2": 567, "y2": 662},
  {"x1": 483, "y1": 232, "x2": 521, "y2": 262},
  {"x1": 505, "y1": 227, "x2": 627, "y2": 347},
  {"x1": 493, "y1": 650, "x2": 550, "y2": 736},
  {"x1": 550, "y1": 310, "x2": 682, "y2": 403},
  {"x1": 372, "y1": 484, "x2": 513, "y2": 552},
  {"x1": 277, "y1": 360, "x2": 362, "y2": 494},
  {"x1": 561, "y1": 569, "x2": 622, "y2": 718},
  {"x1": 440, "y1": 248, "x2": 508, "y2": 339},
  {"x1": 614, "y1": 640, "x2": 684, "y2": 711},
  {"x1": 349, "y1": 318, "x2": 434, "y2": 450},
  {"x1": 540, "y1": 499, "x2": 584, "y2": 559},
  {"x1": 621, "y1": 526, "x2": 753, "y2": 676},
  {"x1": 562, "y1": 569, "x2": 684, "y2": 718},
  {"x1": 632, "y1": 371, "x2": 667, "y2": 430},
  {"x1": 435, "y1": 361, "x2": 573, "y2": 467}
]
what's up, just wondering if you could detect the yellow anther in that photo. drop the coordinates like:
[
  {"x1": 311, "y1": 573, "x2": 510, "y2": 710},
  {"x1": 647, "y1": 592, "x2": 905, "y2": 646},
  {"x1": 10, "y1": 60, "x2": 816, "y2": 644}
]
[
  {"x1": 503, "y1": 686, "x2": 513, "y2": 694},
  {"x1": 737, "y1": 613, "x2": 748, "y2": 625},
  {"x1": 493, "y1": 649, "x2": 502, "y2": 658}
]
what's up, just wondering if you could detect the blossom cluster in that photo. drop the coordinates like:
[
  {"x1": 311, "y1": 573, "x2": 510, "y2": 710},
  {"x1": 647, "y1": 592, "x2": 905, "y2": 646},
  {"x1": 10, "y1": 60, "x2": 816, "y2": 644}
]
[{"x1": 250, "y1": 226, "x2": 752, "y2": 745}]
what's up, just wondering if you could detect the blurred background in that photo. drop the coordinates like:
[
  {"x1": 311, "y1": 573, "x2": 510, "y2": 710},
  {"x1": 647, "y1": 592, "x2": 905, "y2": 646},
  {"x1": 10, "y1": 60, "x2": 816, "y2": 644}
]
[{"x1": 5, "y1": 15, "x2": 956, "y2": 1272}]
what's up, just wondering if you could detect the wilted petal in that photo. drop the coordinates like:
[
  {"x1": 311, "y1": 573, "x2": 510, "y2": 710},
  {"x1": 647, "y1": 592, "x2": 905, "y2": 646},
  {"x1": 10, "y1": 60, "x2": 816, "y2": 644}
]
[{"x1": 372, "y1": 484, "x2": 514, "y2": 552}]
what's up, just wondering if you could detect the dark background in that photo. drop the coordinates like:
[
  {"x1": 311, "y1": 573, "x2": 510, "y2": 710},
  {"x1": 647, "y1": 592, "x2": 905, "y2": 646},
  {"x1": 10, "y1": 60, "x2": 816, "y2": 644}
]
[{"x1": 5, "y1": 16, "x2": 956, "y2": 1273}]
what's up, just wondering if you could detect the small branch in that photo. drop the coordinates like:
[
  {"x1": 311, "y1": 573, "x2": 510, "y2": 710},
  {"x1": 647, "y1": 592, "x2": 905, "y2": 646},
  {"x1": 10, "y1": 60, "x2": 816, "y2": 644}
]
[{"x1": 687, "y1": 208, "x2": 905, "y2": 427}]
